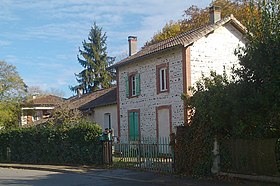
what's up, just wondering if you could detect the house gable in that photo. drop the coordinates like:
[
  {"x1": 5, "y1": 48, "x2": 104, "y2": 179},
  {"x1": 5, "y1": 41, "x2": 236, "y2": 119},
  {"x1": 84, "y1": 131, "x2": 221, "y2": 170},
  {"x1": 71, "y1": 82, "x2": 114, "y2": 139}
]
[
  {"x1": 115, "y1": 15, "x2": 246, "y2": 140},
  {"x1": 190, "y1": 22, "x2": 245, "y2": 86},
  {"x1": 111, "y1": 15, "x2": 246, "y2": 70}
]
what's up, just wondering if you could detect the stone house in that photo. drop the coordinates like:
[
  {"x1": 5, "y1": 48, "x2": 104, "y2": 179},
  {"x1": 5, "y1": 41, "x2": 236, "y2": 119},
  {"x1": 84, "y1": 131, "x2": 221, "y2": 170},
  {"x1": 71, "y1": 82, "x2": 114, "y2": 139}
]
[{"x1": 111, "y1": 7, "x2": 246, "y2": 141}]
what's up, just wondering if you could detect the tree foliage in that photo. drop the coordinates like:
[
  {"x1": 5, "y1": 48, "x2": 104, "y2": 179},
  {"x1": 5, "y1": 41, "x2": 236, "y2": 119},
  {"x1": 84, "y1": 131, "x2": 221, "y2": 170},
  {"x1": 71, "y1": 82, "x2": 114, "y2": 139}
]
[
  {"x1": 27, "y1": 86, "x2": 65, "y2": 98},
  {"x1": 71, "y1": 22, "x2": 115, "y2": 94},
  {"x1": 184, "y1": 0, "x2": 280, "y2": 139},
  {"x1": 146, "y1": 0, "x2": 259, "y2": 45},
  {"x1": 235, "y1": 0, "x2": 280, "y2": 137},
  {"x1": 0, "y1": 61, "x2": 27, "y2": 101},
  {"x1": 148, "y1": 20, "x2": 182, "y2": 45},
  {"x1": 0, "y1": 61, "x2": 27, "y2": 129},
  {"x1": 47, "y1": 103, "x2": 83, "y2": 127}
]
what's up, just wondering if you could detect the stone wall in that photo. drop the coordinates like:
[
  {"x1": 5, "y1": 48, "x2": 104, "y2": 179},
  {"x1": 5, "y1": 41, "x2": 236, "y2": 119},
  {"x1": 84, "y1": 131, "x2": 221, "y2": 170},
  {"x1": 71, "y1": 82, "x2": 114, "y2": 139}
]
[
  {"x1": 117, "y1": 23, "x2": 246, "y2": 141},
  {"x1": 118, "y1": 47, "x2": 185, "y2": 140},
  {"x1": 190, "y1": 23, "x2": 245, "y2": 86}
]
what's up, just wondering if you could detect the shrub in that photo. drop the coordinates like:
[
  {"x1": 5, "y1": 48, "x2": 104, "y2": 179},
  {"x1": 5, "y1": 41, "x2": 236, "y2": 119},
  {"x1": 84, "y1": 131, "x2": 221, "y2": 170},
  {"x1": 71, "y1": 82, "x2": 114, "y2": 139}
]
[{"x1": 0, "y1": 121, "x2": 102, "y2": 165}]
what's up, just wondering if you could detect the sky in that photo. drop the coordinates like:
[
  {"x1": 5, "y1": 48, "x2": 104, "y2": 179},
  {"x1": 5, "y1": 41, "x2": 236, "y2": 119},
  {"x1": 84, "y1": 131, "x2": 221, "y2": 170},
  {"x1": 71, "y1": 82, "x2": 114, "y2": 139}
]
[{"x1": 0, "y1": 0, "x2": 212, "y2": 98}]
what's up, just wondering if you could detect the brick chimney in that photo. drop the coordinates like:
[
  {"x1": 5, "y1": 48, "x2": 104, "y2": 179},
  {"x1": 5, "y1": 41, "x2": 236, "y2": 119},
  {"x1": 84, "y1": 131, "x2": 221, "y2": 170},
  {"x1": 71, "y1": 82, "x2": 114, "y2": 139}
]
[
  {"x1": 128, "y1": 36, "x2": 137, "y2": 56},
  {"x1": 209, "y1": 6, "x2": 221, "y2": 24}
]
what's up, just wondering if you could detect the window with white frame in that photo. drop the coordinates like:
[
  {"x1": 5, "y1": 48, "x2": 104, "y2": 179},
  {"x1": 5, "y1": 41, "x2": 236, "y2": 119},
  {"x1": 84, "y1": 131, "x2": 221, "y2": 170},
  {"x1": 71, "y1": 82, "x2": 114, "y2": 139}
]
[
  {"x1": 125, "y1": 73, "x2": 140, "y2": 98},
  {"x1": 156, "y1": 63, "x2": 169, "y2": 94},
  {"x1": 104, "y1": 113, "x2": 111, "y2": 129}
]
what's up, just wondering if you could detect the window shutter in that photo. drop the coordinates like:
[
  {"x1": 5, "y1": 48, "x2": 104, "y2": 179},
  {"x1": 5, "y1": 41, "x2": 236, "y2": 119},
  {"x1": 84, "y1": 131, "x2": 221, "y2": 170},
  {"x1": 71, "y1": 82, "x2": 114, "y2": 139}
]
[
  {"x1": 129, "y1": 112, "x2": 135, "y2": 140},
  {"x1": 134, "y1": 112, "x2": 139, "y2": 140},
  {"x1": 125, "y1": 76, "x2": 129, "y2": 98},
  {"x1": 135, "y1": 73, "x2": 140, "y2": 96}
]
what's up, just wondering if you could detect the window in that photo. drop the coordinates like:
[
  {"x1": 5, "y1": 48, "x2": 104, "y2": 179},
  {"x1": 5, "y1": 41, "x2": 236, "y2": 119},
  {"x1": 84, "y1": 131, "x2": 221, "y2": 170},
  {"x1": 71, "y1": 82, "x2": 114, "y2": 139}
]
[
  {"x1": 104, "y1": 113, "x2": 111, "y2": 129},
  {"x1": 160, "y1": 68, "x2": 167, "y2": 91},
  {"x1": 126, "y1": 73, "x2": 140, "y2": 98},
  {"x1": 156, "y1": 63, "x2": 169, "y2": 94},
  {"x1": 131, "y1": 75, "x2": 136, "y2": 96},
  {"x1": 128, "y1": 110, "x2": 140, "y2": 141}
]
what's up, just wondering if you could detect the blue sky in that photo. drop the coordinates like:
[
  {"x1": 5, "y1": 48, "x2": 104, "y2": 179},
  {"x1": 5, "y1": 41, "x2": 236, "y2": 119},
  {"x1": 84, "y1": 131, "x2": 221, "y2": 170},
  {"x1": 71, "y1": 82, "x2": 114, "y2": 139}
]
[{"x1": 0, "y1": 0, "x2": 212, "y2": 98}]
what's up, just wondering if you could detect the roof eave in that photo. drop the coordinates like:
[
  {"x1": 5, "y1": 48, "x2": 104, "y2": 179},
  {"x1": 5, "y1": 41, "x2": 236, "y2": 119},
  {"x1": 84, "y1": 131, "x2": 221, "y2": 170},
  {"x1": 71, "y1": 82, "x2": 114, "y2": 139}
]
[
  {"x1": 111, "y1": 45, "x2": 184, "y2": 69},
  {"x1": 80, "y1": 101, "x2": 117, "y2": 111}
]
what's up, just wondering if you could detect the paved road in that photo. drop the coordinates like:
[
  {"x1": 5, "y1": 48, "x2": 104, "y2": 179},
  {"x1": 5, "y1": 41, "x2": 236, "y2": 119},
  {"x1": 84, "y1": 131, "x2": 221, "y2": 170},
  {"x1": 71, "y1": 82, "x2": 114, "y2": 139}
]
[
  {"x1": 0, "y1": 168, "x2": 164, "y2": 186},
  {"x1": 0, "y1": 167, "x2": 278, "y2": 186}
]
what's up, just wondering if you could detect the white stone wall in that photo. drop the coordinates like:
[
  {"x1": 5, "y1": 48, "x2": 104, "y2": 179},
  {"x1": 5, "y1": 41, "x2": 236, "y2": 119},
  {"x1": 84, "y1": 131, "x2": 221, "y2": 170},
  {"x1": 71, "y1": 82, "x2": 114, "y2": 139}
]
[
  {"x1": 118, "y1": 47, "x2": 185, "y2": 140},
  {"x1": 117, "y1": 23, "x2": 246, "y2": 140},
  {"x1": 190, "y1": 23, "x2": 245, "y2": 86},
  {"x1": 84, "y1": 104, "x2": 118, "y2": 136}
]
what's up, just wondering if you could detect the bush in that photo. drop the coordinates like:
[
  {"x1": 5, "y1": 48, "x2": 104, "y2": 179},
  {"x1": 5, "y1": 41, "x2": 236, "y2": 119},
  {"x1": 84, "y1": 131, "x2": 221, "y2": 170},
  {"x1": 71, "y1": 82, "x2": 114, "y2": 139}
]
[
  {"x1": 175, "y1": 125, "x2": 213, "y2": 177},
  {"x1": 0, "y1": 121, "x2": 102, "y2": 165}
]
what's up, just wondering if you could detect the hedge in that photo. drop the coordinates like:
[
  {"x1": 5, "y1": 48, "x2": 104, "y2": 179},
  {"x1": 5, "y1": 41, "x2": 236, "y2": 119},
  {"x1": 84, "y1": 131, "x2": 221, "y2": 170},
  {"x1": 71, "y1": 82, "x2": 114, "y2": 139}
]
[{"x1": 0, "y1": 122, "x2": 102, "y2": 165}]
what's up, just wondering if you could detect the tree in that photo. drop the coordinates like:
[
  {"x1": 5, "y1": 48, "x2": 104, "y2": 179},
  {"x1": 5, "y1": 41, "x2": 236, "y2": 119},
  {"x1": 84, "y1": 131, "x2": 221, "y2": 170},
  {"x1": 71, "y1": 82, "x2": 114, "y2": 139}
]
[
  {"x1": 0, "y1": 61, "x2": 27, "y2": 129},
  {"x1": 71, "y1": 22, "x2": 115, "y2": 94},
  {"x1": 146, "y1": 0, "x2": 259, "y2": 45},
  {"x1": 183, "y1": 0, "x2": 280, "y2": 138},
  {"x1": 27, "y1": 85, "x2": 65, "y2": 98},
  {"x1": 146, "y1": 20, "x2": 182, "y2": 46},
  {"x1": 235, "y1": 0, "x2": 280, "y2": 137},
  {"x1": 47, "y1": 103, "x2": 83, "y2": 127},
  {"x1": 0, "y1": 61, "x2": 27, "y2": 101}
]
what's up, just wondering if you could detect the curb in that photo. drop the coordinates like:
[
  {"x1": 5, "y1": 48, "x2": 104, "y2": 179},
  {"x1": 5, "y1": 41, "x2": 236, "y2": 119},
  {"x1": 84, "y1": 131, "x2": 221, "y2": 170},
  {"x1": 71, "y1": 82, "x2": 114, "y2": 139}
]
[
  {"x1": 0, "y1": 164, "x2": 90, "y2": 173},
  {"x1": 219, "y1": 172, "x2": 280, "y2": 185}
]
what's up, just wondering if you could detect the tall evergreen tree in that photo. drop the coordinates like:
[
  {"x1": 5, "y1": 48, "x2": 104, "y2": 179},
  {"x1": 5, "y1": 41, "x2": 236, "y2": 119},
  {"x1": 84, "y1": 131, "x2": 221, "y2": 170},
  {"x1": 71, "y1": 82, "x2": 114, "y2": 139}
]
[{"x1": 71, "y1": 22, "x2": 115, "y2": 94}]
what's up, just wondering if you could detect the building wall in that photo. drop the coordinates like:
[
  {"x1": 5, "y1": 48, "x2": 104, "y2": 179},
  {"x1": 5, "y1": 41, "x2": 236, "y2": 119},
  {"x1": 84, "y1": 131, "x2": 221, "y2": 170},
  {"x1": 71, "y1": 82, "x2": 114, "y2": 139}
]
[
  {"x1": 118, "y1": 47, "x2": 185, "y2": 140},
  {"x1": 117, "y1": 23, "x2": 246, "y2": 141},
  {"x1": 84, "y1": 104, "x2": 118, "y2": 136},
  {"x1": 190, "y1": 23, "x2": 245, "y2": 86}
]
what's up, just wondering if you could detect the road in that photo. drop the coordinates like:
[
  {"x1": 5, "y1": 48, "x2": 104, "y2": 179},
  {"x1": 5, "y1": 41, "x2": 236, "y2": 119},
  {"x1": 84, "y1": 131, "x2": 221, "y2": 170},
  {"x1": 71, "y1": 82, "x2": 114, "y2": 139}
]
[
  {"x1": 0, "y1": 167, "x2": 278, "y2": 186},
  {"x1": 0, "y1": 168, "x2": 164, "y2": 186}
]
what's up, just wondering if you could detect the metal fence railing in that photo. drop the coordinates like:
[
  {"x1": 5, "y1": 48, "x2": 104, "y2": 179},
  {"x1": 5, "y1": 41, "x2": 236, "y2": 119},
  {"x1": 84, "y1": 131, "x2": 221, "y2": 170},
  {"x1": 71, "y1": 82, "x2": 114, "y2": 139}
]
[{"x1": 113, "y1": 137, "x2": 174, "y2": 173}]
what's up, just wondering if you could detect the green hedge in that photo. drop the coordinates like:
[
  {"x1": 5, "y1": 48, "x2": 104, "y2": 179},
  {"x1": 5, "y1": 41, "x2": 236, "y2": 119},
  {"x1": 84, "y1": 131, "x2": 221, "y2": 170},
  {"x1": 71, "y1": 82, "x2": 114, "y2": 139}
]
[{"x1": 0, "y1": 122, "x2": 102, "y2": 165}]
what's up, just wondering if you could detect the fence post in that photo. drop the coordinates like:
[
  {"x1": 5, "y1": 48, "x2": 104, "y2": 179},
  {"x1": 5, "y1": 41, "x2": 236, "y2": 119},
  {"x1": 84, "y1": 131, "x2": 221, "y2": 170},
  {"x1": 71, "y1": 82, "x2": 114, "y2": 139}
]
[
  {"x1": 137, "y1": 139, "x2": 141, "y2": 167},
  {"x1": 170, "y1": 133, "x2": 176, "y2": 171},
  {"x1": 6, "y1": 147, "x2": 11, "y2": 162},
  {"x1": 211, "y1": 138, "x2": 220, "y2": 174},
  {"x1": 102, "y1": 140, "x2": 113, "y2": 164}
]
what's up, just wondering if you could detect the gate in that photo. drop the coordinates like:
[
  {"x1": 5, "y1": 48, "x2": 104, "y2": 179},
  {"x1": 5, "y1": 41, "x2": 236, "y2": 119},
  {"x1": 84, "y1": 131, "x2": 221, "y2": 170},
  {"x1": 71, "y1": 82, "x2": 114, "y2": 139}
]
[{"x1": 112, "y1": 137, "x2": 174, "y2": 172}]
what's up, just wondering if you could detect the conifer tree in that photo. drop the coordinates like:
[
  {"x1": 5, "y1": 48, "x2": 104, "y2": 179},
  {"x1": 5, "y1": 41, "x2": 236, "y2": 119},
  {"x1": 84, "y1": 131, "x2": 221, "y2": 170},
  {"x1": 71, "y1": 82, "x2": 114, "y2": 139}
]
[{"x1": 71, "y1": 22, "x2": 115, "y2": 94}]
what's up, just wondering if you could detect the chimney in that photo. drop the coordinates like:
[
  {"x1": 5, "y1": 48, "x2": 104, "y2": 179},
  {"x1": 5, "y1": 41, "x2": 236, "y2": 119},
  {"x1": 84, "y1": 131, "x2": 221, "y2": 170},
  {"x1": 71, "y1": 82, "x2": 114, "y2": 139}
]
[
  {"x1": 209, "y1": 6, "x2": 221, "y2": 24},
  {"x1": 77, "y1": 88, "x2": 83, "y2": 97},
  {"x1": 128, "y1": 36, "x2": 137, "y2": 56},
  {"x1": 32, "y1": 93, "x2": 39, "y2": 99}
]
